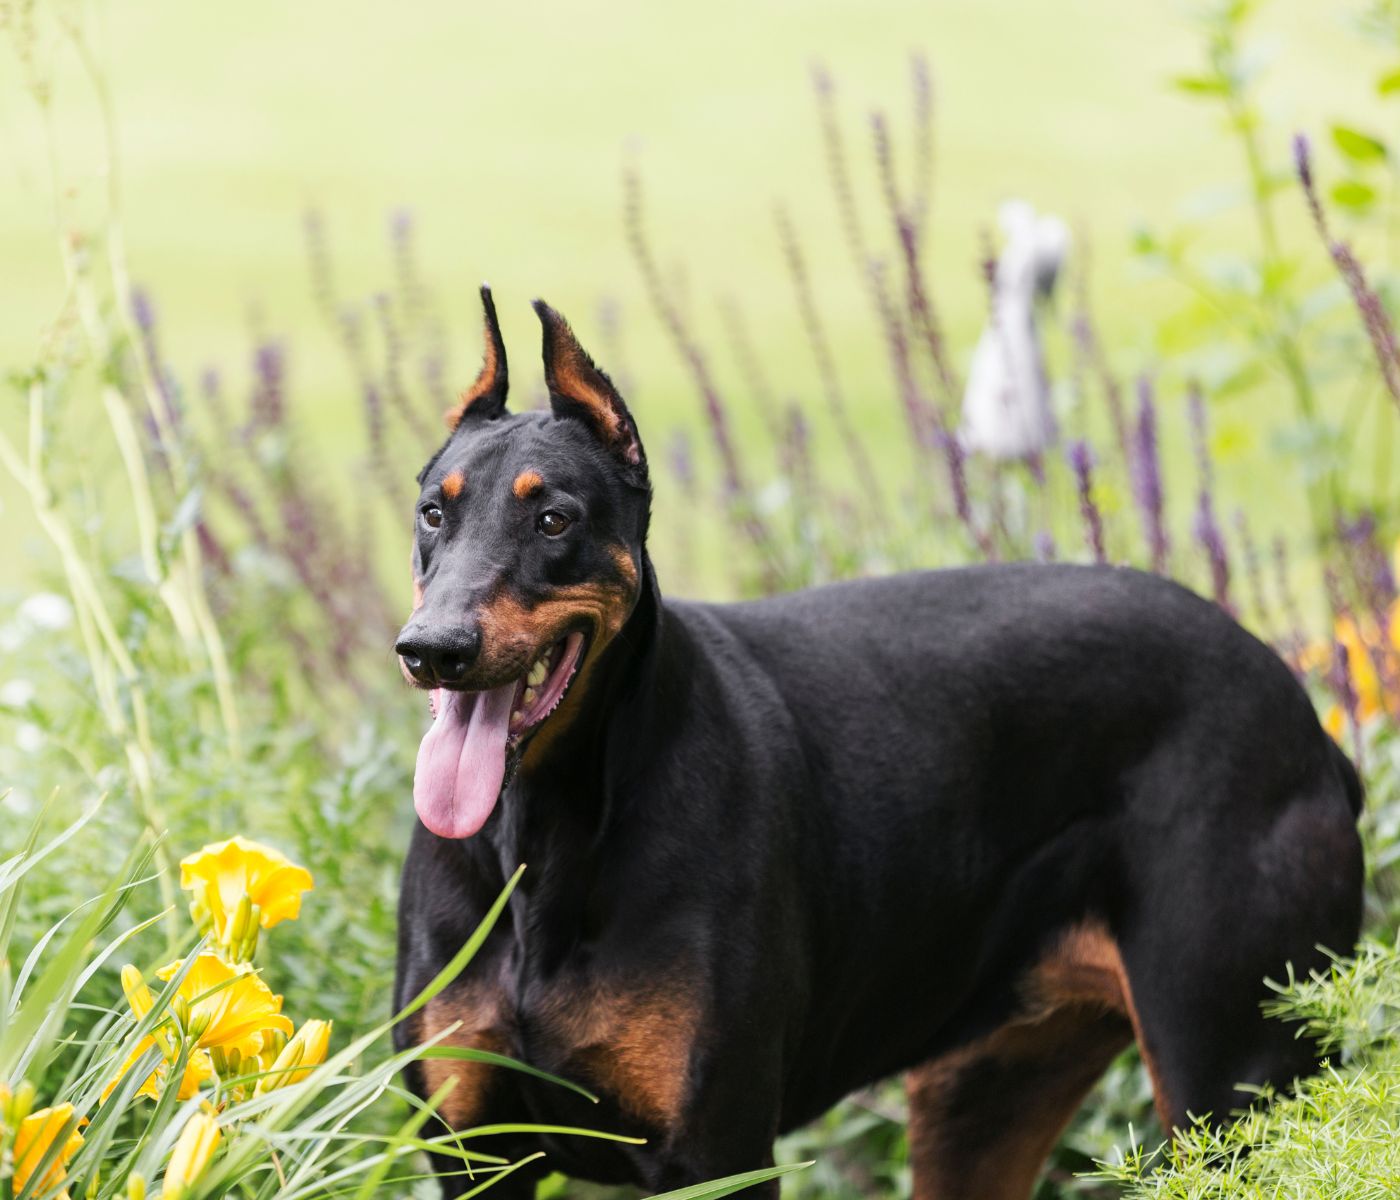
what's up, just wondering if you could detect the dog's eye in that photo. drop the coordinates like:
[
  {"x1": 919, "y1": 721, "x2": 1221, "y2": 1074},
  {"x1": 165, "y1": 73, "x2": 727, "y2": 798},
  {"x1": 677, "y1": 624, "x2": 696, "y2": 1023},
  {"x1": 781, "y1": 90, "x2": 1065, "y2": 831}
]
[
  {"x1": 537, "y1": 510, "x2": 571, "y2": 537},
  {"x1": 420, "y1": 504, "x2": 443, "y2": 530}
]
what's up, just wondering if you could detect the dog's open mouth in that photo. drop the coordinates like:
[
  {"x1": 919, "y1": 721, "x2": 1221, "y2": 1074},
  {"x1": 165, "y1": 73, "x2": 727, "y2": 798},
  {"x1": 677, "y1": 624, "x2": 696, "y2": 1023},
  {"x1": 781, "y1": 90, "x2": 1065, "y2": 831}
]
[{"x1": 413, "y1": 633, "x2": 585, "y2": 840}]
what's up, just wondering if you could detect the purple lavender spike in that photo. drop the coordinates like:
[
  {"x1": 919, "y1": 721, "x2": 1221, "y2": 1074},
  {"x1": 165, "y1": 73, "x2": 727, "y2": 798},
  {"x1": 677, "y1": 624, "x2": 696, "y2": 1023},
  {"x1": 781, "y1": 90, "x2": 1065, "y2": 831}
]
[
  {"x1": 1130, "y1": 377, "x2": 1168, "y2": 573},
  {"x1": 868, "y1": 259, "x2": 939, "y2": 453},
  {"x1": 811, "y1": 60, "x2": 871, "y2": 280},
  {"x1": 896, "y1": 212, "x2": 959, "y2": 407},
  {"x1": 1033, "y1": 530, "x2": 1056, "y2": 563},
  {"x1": 938, "y1": 429, "x2": 993, "y2": 559},
  {"x1": 1330, "y1": 639, "x2": 1364, "y2": 770},
  {"x1": 251, "y1": 342, "x2": 286, "y2": 431},
  {"x1": 1193, "y1": 494, "x2": 1232, "y2": 613},
  {"x1": 1233, "y1": 509, "x2": 1272, "y2": 632},
  {"x1": 1295, "y1": 130, "x2": 1400, "y2": 411},
  {"x1": 1067, "y1": 440, "x2": 1107, "y2": 564},
  {"x1": 1070, "y1": 250, "x2": 1130, "y2": 466},
  {"x1": 668, "y1": 429, "x2": 697, "y2": 497},
  {"x1": 623, "y1": 166, "x2": 775, "y2": 570},
  {"x1": 1187, "y1": 384, "x2": 1231, "y2": 610},
  {"x1": 774, "y1": 205, "x2": 889, "y2": 520},
  {"x1": 1273, "y1": 535, "x2": 1308, "y2": 671},
  {"x1": 909, "y1": 52, "x2": 934, "y2": 235},
  {"x1": 304, "y1": 209, "x2": 337, "y2": 318},
  {"x1": 131, "y1": 288, "x2": 155, "y2": 333}
]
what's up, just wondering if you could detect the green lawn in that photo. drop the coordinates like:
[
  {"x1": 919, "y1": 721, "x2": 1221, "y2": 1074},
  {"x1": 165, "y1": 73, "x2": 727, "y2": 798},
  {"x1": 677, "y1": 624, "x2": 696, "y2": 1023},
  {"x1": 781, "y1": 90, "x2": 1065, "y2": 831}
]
[{"x1": 0, "y1": 0, "x2": 1388, "y2": 595}]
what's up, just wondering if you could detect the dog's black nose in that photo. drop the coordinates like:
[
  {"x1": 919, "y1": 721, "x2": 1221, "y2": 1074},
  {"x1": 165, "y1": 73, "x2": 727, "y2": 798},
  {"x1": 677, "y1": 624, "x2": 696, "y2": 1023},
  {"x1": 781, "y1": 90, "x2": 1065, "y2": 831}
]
[{"x1": 396, "y1": 623, "x2": 482, "y2": 686}]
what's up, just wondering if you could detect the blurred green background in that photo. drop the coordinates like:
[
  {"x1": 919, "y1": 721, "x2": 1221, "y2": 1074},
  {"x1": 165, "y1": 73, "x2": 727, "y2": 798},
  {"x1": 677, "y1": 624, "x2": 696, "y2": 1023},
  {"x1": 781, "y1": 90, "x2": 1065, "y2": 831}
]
[{"x1": 0, "y1": 0, "x2": 1387, "y2": 594}]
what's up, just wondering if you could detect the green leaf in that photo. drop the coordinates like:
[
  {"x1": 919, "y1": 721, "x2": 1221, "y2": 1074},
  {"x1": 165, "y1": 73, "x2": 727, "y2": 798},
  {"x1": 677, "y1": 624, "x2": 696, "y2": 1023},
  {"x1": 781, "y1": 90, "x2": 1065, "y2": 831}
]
[
  {"x1": 419, "y1": 1045, "x2": 599, "y2": 1103},
  {"x1": 649, "y1": 1163, "x2": 813, "y2": 1199},
  {"x1": 1330, "y1": 179, "x2": 1378, "y2": 211},
  {"x1": 1171, "y1": 74, "x2": 1230, "y2": 97},
  {"x1": 1331, "y1": 124, "x2": 1388, "y2": 164},
  {"x1": 1377, "y1": 67, "x2": 1400, "y2": 96},
  {"x1": 393, "y1": 863, "x2": 526, "y2": 1023}
]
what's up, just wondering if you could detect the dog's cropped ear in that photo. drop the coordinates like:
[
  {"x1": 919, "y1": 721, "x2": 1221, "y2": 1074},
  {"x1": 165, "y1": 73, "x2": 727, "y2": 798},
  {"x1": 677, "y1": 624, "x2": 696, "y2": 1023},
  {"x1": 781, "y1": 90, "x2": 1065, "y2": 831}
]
[
  {"x1": 533, "y1": 299, "x2": 646, "y2": 483},
  {"x1": 444, "y1": 285, "x2": 509, "y2": 429}
]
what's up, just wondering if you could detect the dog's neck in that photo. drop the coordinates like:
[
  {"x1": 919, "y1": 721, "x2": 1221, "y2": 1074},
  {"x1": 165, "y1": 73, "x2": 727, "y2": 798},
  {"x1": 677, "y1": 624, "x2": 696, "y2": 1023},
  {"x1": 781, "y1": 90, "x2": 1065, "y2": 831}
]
[{"x1": 469, "y1": 554, "x2": 668, "y2": 955}]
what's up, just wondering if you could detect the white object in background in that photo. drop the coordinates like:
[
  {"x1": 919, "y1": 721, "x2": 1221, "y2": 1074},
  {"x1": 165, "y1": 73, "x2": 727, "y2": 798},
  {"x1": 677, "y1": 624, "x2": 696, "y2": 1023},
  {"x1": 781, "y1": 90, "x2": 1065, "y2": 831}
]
[{"x1": 961, "y1": 200, "x2": 1070, "y2": 460}]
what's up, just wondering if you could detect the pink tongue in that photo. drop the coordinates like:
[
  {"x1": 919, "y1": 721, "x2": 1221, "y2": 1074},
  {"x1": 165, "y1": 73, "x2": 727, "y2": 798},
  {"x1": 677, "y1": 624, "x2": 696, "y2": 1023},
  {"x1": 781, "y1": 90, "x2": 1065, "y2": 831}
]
[{"x1": 413, "y1": 683, "x2": 517, "y2": 838}]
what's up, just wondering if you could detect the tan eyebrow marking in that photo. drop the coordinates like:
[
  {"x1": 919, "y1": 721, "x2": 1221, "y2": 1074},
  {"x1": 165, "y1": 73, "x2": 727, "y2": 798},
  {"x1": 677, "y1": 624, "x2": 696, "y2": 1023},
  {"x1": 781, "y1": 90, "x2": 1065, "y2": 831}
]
[
  {"x1": 442, "y1": 471, "x2": 465, "y2": 499},
  {"x1": 512, "y1": 470, "x2": 543, "y2": 500}
]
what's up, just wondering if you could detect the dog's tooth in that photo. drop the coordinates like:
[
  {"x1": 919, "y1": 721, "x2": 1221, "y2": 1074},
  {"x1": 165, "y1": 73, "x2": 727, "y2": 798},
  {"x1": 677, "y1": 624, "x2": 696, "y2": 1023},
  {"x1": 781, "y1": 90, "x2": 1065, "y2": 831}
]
[
  {"x1": 523, "y1": 687, "x2": 537, "y2": 706},
  {"x1": 528, "y1": 661, "x2": 548, "y2": 686}
]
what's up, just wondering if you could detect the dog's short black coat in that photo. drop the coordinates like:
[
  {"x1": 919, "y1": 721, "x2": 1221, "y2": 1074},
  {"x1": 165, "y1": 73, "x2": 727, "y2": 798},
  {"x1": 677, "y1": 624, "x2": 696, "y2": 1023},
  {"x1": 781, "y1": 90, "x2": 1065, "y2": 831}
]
[{"x1": 393, "y1": 289, "x2": 1364, "y2": 1199}]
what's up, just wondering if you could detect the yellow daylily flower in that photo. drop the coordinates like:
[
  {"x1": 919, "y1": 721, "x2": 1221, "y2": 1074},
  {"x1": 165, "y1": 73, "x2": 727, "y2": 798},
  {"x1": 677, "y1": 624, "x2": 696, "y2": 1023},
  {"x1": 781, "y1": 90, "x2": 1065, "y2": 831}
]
[
  {"x1": 6, "y1": 1098, "x2": 85, "y2": 1200},
  {"x1": 1305, "y1": 606, "x2": 1400, "y2": 738},
  {"x1": 157, "y1": 953, "x2": 293, "y2": 1059},
  {"x1": 255, "y1": 1019, "x2": 332, "y2": 1094},
  {"x1": 162, "y1": 1110, "x2": 221, "y2": 1200},
  {"x1": 178, "y1": 837, "x2": 312, "y2": 953},
  {"x1": 101, "y1": 1035, "x2": 214, "y2": 1104}
]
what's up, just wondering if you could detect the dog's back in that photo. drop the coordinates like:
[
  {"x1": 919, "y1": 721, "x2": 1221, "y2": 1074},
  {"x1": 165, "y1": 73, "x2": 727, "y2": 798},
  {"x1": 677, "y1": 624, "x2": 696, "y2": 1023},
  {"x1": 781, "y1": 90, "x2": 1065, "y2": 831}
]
[{"x1": 666, "y1": 563, "x2": 1362, "y2": 1135}]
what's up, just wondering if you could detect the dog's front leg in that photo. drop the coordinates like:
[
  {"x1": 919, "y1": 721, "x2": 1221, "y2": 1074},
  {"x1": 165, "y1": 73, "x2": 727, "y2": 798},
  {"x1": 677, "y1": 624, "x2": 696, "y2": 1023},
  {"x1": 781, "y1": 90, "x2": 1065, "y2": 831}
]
[{"x1": 643, "y1": 1040, "x2": 785, "y2": 1199}]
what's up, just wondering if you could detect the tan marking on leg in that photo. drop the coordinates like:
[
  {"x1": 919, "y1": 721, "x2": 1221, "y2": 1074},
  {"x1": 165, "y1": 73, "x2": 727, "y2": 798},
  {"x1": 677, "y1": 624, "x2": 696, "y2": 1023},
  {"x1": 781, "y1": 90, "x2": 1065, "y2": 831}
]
[
  {"x1": 512, "y1": 470, "x2": 543, "y2": 500},
  {"x1": 906, "y1": 1005, "x2": 1130, "y2": 1200},
  {"x1": 1035, "y1": 920, "x2": 1172, "y2": 1129},
  {"x1": 441, "y1": 470, "x2": 465, "y2": 499},
  {"x1": 540, "y1": 980, "x2": 699, "y2": 1128},
  {"x1": 417, "y1": 990, "x2": 511, "y2": 1130}
]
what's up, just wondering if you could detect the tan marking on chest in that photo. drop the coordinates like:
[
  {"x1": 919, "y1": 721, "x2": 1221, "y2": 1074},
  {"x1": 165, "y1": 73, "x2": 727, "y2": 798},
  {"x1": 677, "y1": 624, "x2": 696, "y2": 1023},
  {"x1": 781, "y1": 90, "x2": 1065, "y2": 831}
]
[
  {"x1": 416, "y1": 990, "x2": 510, "y2": 1130},
  {"x1": 540, "y1": 981, "x2": 700, "y2": 1127}
]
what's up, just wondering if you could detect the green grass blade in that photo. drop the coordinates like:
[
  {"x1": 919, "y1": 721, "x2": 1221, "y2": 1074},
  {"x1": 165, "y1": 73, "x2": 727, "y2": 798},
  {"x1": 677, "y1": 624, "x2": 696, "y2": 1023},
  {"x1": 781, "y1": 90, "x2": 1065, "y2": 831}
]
[
  {"x1": 418, "y1": 1045, "x2": 598, "y2": 1103},
  {"x1": 648, "y1": 1162, "x2": 812, "y2": 1199},
  {"x1": 393, "y1": 863, "x2": 526, "y2": 1023}
]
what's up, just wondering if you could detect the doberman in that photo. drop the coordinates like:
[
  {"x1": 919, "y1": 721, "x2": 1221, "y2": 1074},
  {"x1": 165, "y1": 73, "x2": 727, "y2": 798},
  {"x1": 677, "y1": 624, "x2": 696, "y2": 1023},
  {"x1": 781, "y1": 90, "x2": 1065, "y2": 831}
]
[{"x1": 392, "y1": 287, "x2": 1364, "y2": 1199}]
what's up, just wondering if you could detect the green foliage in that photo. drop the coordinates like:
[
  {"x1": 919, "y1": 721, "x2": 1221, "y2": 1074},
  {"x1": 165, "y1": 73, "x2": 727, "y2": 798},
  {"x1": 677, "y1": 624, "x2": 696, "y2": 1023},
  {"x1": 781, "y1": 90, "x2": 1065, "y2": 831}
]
[{"x1": 1095, "y1": 944, "x2": 1400, "y2": 1198}]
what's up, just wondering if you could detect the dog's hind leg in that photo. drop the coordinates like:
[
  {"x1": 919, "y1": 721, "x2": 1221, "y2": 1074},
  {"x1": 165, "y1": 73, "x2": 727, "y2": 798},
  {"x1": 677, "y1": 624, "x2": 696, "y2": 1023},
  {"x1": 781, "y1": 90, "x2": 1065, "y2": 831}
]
[
  {"x1": 905, "y1": 1003, "x2": 1132, "y2": 1200},
  {"x1": 1114, "y1": 774, "x2": 1364, "y2": 1132}
]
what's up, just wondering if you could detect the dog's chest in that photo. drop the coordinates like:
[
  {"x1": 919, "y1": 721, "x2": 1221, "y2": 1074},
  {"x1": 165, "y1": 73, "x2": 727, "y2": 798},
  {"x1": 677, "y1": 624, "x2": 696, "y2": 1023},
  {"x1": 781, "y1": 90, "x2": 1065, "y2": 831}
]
[{"x1": 417, "y1": 964, "x2": 701, "y2": 1132}]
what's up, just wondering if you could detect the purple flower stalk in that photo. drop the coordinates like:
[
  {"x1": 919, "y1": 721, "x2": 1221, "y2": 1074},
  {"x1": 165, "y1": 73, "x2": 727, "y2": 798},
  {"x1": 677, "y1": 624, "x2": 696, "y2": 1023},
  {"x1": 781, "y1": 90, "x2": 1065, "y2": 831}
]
[
  {"x1": 908, "y1": 52, "x2": 934, "y2": 234},
  {"x1": 1193, "y1": 493, "x2": 1232, "y2": 613},
  {"x1": 1273, "y1": 536, "x2": 1308, "y2": 671},
  {"x1": 1330, "y1": 638, "x2": 1364, "y2": 771},
  {"x1": 623, "y1": 167, "x2": 774, "y2": 569},
  {"x1": 1233, "y1": 509, "x2": 1271, "y2": 631},
  {"x1": 1294, "y1": 131, "x2": 1400, "y2": 412},
  {"x1": 1130, "y1": 377, "x2": 1169, "y2": 573},
  {"x1": 774, "y1": 205, "x2": 888, "y2": 521},
  {"x1": 1067, "y1": 440, "x2": 1107, "y2": 564},
  {"x1": 251, "y1": 342, "x2": 286, "y2": 432},
  {"x1": 1187, "y1": 384, "x2": 1230, "y2": 610}
]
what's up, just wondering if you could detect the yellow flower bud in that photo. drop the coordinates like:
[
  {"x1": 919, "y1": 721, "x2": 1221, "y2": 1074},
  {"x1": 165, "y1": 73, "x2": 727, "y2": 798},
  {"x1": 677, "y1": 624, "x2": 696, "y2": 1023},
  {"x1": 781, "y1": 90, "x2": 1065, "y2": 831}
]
[
  {"x1": 10, "y1": 1078, "x2": 37, "y2": 1126},
  {"x1": 121, "y1": 965, "x2": 155, "y2": 1020},
  {"x1": 255, "y1": 1019, "x2": 331, "y2": 1094},
  {"x1": 227, "y1": 894, "x2": 253, "y2": 956},
  {"x1": 163, "y1": 1111, "x2": 221, "y2": 1200},
  {"x1": 128, "y1": 1171, "x2": 148, "y2": 1200}
]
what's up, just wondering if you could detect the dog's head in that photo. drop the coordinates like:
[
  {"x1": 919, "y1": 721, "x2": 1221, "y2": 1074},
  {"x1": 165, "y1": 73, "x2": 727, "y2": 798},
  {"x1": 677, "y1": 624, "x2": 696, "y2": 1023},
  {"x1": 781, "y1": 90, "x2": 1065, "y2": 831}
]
[{"x1": 397, "y1": 287, "x2": 650, "y2": 839}]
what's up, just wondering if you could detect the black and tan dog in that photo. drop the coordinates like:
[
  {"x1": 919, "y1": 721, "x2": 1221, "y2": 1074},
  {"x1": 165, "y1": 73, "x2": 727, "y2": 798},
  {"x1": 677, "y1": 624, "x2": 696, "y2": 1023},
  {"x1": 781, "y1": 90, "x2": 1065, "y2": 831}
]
[{"x1": 393, "y1": 287, "x2": 1364, "y2": 1199}]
